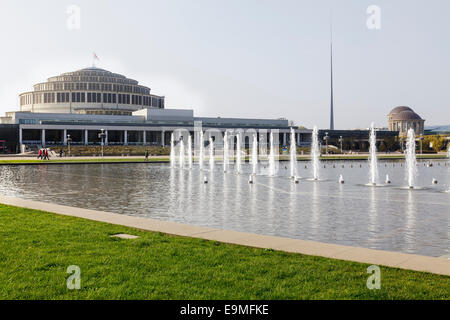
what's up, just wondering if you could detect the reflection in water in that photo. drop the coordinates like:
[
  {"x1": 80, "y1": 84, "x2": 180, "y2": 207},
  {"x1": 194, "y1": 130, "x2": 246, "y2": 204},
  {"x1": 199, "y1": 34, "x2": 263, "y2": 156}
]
[
  {"x1": 309, "y1": 181, "x2": 320, "y2": 239},
  {"x1": 288, "y1": 181, "x2": 298, "y2": 237},
  {"x1": 368, "y1": 187, "x2": 377, "y2": 235},
  {"x1": 0, "y1": 161, "x2": 448, "y2": 257},
  {"x1": 404, "y1": 190, "x2": 417, "y2": 253}
]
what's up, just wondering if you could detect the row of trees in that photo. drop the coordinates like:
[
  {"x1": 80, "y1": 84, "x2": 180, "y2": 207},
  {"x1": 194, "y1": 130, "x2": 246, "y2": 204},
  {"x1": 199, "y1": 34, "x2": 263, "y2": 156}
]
[{"x1": 324, "y1": 135, "x2": 448, "y2": 153}]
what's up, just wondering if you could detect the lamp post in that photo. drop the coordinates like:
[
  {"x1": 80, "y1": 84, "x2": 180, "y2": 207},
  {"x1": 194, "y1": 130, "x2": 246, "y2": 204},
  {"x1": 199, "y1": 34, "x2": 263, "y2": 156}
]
[
  {"x1": 67, "y1": 134, "x2": 72, "y2": 157},
  {"x1": 338, "y1": 135, "x2": 343, "y2": 154},
  {"x1": 323, "y1": 132, "x2": 329, "y2": 155},
  {"x1": 98, "y1": 129, "x2": 106, "y2": 158}
]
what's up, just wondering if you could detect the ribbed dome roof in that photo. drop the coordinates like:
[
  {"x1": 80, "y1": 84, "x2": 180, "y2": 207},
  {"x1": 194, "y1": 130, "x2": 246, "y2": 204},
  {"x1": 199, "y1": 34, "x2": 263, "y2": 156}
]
[
  {"x1": 45, "y1": 67, "x2": 140, "y2": 86},
  {"x1": 389, "y1": 106, "x2": 413, "y2": 115},
  {"x1": 392, "y1": 110, "x2": 423, "y2": 121}
]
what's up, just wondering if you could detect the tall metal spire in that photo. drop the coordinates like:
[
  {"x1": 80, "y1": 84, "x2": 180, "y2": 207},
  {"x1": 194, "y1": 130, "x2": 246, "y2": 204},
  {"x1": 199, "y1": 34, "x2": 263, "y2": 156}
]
[{"x1": 330, "y1": 17, "x2": 334, "y2": 130}]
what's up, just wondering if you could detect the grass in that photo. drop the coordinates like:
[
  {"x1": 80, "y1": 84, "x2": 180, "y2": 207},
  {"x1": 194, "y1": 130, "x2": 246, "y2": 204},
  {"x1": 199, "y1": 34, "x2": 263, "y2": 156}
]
[
  {"x1": 0, "y1": 204, "x2": 448, "y2": 300},
  {"x1": 0, "y1": 153, "x2": 447, "y2": 166},
  {"x1": 0, "y1": 158, "x2": 170, "y2": 165},
  {"x1": 50, "y1": 145, "x2": 171, "y2": 157}
]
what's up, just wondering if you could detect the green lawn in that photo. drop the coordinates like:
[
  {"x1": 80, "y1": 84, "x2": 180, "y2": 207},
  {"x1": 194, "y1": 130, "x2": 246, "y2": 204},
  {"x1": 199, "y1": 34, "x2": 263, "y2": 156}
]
[
  {"x1": 0, "y1": 204, "x2": 448, "y2": 300},
  {"x1": 0, "y1": 158, "x2": 169, "y2": 165},
  {"x1": 0, "y1": 153, "x2": 447, "y2": 165}
]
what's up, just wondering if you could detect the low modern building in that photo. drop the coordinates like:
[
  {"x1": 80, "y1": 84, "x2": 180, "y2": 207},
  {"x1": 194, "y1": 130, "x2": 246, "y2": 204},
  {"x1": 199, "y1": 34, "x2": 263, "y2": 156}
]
[
  {"x1": 0, "y1": 67, "x2": 312, "y2": 152},
  {"x1": 388, "y1": 106, "x2": 425, "y2": 136}
]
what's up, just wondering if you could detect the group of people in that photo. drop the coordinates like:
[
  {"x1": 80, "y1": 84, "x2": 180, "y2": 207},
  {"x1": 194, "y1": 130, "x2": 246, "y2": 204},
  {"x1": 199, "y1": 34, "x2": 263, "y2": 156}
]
[{"x1": 37, "y1": 148, "x2": 50, "y2": 160}]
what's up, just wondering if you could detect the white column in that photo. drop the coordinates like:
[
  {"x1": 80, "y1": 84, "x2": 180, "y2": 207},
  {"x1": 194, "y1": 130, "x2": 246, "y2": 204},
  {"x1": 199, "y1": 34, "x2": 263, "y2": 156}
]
[
  {"x1": 124, "y1": 130, "x2": 128, "y2": 145},
  {"x1": 161, "y1": 130, "x2": 165, "y2": 147},
  {"x1": 143, "y1": 131, "x2": 146, "y2": 145},
  {"x1": 84, "y1": 129, "x2": 88, "y2": 146},
  {"x1": 283, "y1": 132, "x2": 287, "y2": 146},
  {"x1": 41, "y1": 129, "x2": 46, "y2": 147},
  {"x1": 19, "y1": 127, "x2": 23, "y2": 145},
  {"x1": 105, "y1": 130, "x2": 108, "y2": 146},
  {"x1": 63, "y1": 129, "x2": 67, "y2": 145}
]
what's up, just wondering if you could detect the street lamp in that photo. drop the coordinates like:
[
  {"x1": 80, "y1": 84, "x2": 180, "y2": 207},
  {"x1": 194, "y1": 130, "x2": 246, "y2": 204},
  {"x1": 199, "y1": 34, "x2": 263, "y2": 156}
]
[
  {"x1": 323, "y1": 132, "x2": 329, "y2": 155},
  {"x1": 67, "y1": 134, "x2": 72, "y2": 156},
  {"x1": 338, "y1": 135, "x2": 343, "y2": 154},
  {"x1": 98, "y1": 129, "x2": 106, "y2": 158}
]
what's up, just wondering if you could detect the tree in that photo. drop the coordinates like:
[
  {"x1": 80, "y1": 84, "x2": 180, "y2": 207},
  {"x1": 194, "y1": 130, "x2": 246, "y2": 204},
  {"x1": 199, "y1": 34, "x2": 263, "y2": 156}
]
[{"x1": 430, "y1": 136, "x2": 445, "y2": 152}]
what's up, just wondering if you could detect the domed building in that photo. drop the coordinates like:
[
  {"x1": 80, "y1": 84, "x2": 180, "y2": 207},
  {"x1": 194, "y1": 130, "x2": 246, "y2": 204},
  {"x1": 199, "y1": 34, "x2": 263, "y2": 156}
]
[
  {"x1": 0, "y1": 66, "x2": 314, "y2": 152},
  {"x1": 19, "y1": 67, "x2": 165, "y2": 116},
  {"x1": 388, "y1": 106, "x2": 425, "y2": 135}
]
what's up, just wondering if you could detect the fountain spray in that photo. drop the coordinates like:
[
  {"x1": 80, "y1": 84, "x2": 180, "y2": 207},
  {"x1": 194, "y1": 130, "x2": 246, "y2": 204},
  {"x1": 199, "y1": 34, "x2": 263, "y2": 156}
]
[
  {"x1": 170, "y1": 133, "x2": 175, "y2": 168},
  {"x1": 251, "y1": 133, "x2": 258, "y2": 175},
  {"x1": 368, "y1": 123, "x2": 379, "y2": 185},
  {"x1": 188, "y1": 135, "x2": 193, "y2": 169},
  {"x1": 269, "y1": 131, "x2": 276, "y2": 176},
  {"x1": 311, "y1": 126, "x2": 320, "y2": 180},
  {"x1": 405, "y1": 128, "x2": 417, "y2": 189},
  {"x1": 236, "y1": 133, "x2": 242, "y2": 174},
  {"x1": 209, "y1": 137, "x2": 214, "y2": 170},
  {"x1": 290, "y1": 128, "x2": 297, "y2": 178},
  {"x1": 179, "y1": 138, "x2": 185, "y2": 169},
  {"x1": 199, "y1": 131, "x2": 204, "y2": 170},
  {"x1": 223, "y1": 131, "x2": 229, "y2": 173}
]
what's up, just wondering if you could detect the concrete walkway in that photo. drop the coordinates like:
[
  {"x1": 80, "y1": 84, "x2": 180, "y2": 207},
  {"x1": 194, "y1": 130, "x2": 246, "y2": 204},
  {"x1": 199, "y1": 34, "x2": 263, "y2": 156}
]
[{"x1": 0, "y1": 195, "x2": 449, "y2": 276}]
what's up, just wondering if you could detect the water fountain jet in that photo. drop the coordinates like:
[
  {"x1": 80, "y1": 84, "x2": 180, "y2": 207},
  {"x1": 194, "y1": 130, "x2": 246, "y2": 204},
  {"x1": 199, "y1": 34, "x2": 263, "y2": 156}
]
[
  {"x1": 311, "y1": 126, "x2": 320, "y2": 180},
  {"x1": 368, "y1": 123, "x2": 379, "y2": 186},
  {"x1": 251, "y1": 133, "x2": 258, "y2": 175},
  {"x1": 209, "y1": 137, "x2": 214, "y2": 170},
  {"x1": 179, "y1": 138, "x2": 185, "y2": 169},
  {"x1": 199, "y1": 131, "x2": 204, "y2": 170},
  {"x1": 236, "y1": 133, "x2": 242, "y2": 174},
  {"x1": 188, "y1": 135, "x2": 193, "y2": 169},
  {"x1": 385, "y1": 174, "x2": 391, "y2": 184},
  {"x1": 170, "y1": 133, "x2": 175, "y2": 168},
  {"x1": 290, "y1": 128, "x2": 297, "y2": 178},
  {"x1": 269, "y1": 131, "x2": 276, "y2": 176},
  {"x1": 223, "y1": 131, "x2": 229, "y2": 173},
  {"x1": 405, "y1": 128, "x2": 418, "y2": 189}
]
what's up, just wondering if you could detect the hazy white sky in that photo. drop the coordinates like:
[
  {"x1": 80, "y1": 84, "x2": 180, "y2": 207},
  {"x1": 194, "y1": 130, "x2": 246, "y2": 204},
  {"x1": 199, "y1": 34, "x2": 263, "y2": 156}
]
[{"x1": 0, "y1": 0, "x2": 449, "y2": 129}]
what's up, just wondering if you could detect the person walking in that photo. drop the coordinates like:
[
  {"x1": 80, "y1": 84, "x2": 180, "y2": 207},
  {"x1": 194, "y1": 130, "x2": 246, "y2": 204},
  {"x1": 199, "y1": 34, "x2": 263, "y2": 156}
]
[
  {"x1": 59, "y1": 148, "x2": 63, "y2": 158},
  {"x1": 145, "y1": 150, "x2": 149, "y2": 162},
  {"x1": 37, "y1": 148, "x2": 42, "y2": 160},
  {"x1": 44, "y1": 148, "x2": 49, "y2": 160}
]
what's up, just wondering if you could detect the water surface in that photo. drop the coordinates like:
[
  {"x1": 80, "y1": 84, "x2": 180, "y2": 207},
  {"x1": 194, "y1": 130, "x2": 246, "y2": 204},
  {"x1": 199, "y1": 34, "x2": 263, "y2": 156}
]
[{"x1": 0, "y1": 160, "x2": 448, "y2": 257}]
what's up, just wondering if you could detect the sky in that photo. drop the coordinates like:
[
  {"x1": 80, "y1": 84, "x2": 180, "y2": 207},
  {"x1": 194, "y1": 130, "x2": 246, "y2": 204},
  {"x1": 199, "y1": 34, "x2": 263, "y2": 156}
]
[{"x1": 0, "y1": 0, "x2": 449, "y2": 129}]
